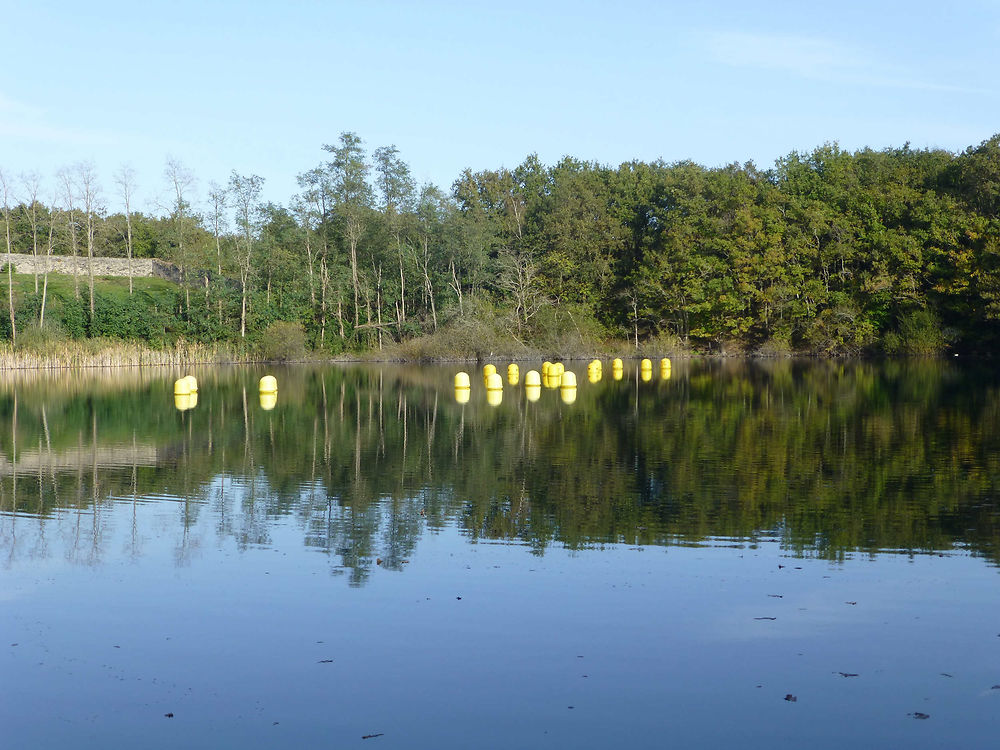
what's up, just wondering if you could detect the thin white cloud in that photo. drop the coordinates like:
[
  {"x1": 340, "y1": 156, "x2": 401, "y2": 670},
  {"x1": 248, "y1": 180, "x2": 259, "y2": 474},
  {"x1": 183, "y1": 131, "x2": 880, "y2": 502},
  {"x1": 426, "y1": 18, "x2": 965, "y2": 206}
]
[{"x1": 705, "y1": 31, "x2": 989, "y2": 95}]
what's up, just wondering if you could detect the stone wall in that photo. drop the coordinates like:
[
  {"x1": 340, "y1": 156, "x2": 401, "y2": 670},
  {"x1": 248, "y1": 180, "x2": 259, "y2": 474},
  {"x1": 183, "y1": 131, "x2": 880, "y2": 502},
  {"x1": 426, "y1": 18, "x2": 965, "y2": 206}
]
[{"x1": 2, "y1": 252, "x2": 181, "y2": 282}]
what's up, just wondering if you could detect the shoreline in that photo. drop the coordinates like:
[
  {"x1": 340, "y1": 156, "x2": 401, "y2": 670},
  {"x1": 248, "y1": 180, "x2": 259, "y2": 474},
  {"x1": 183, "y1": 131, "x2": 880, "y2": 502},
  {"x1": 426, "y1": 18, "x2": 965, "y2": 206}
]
[{"x1": 0, "y1": 347, "x2": 971, "y2": 373}]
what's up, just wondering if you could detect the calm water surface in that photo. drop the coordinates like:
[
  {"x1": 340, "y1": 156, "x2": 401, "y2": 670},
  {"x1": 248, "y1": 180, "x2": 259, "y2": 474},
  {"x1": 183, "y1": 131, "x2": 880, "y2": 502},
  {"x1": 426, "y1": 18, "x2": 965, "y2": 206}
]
[{"x1": 2, "y1": 359, "x2": 999, "y2": 748}]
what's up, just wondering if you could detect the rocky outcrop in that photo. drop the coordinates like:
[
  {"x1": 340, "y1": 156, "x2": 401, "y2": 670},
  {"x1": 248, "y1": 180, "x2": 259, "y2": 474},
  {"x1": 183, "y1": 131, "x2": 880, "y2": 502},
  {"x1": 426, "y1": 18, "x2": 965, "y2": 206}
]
[{"x1": 2, "y1": 252, "x2": 181, "y2": 281}]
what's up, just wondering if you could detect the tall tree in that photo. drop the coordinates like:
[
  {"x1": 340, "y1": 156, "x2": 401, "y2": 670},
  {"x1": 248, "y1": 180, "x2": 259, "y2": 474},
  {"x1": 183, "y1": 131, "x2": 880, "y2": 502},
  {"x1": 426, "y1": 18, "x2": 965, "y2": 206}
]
[
  {"x1": 165, "y1": 157, "x2": 195, "y2": 316},
  {"x1": 0, "y1": 169, "x2": 16, "y2": 342},
  {"x1": 76, "y1": 162, "x2": 101, "y2": 321},
  {"x1": 57, "y1": 167, "x2": 81, "y2": 299},
  {"x1": 374, "y1": 145, "x2": 415, "y2": 334},
  {"x1": 323, "y1": 132, "x2": 372, "y2": 331},
  {"x1": 20, "y1": 172, "x2": 41, "y2": 294},
  {"x1": 228, "y1": 171, "x2": 264, "y2": 338},
  {"x1": 115, "y1": 165, "x2": 137, "y2": 294}
]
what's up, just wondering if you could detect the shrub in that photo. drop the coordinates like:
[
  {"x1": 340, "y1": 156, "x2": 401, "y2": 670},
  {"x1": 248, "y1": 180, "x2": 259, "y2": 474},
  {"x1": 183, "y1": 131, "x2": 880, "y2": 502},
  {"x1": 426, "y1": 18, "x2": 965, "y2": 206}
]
[
  {"x1": 258, "y1": 321, "x2": 307, "y2": 361},
  {"x1": 893, "y1": 309, "x2": 947, "y2": 355}
]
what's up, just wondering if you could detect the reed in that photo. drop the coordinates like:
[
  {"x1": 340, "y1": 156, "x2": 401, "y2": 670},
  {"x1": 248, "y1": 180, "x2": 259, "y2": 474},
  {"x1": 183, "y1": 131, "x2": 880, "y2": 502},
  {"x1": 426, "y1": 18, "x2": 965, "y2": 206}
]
[{"x1": 0, "y1": 338, "x2": 255, "y2": 371}]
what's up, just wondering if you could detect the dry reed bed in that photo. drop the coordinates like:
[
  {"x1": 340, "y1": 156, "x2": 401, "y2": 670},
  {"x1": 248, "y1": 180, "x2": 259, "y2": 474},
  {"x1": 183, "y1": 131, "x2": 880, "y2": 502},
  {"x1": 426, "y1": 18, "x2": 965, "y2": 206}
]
[{"x1": 0, "y1": 342, "x2": 252, "y2": 372}]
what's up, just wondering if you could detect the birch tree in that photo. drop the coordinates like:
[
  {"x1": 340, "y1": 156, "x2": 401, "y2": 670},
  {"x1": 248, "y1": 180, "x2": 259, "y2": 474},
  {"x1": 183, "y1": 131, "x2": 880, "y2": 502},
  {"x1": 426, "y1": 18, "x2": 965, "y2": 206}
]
[
  {"x1": 76, "y1": 161, "x2": 101, "y2": 320},
  {"x1": 374, "y1": 145, "x2": 415, "y2": 335},
  {"x1": 114, "y1": 165, "x2": 137, "y2": 294},
  {"x1": 0, "y1": 169, "x2": 15, "y2": 342},
  {"x1": 228, "y1": 171, "x2": 264, "y2": 338},
  {"x1": 323, "y1": 132, "x2": 372, "y2": 330},
  {"x1": 21, "y1": 172, "x2": 41, "y2": 293},
  {"x1": 57, "y1": 167, "x2": 80, "y2": 299},
  {"x1": 165, "y1": 157, "x2": 195, "y2": 316}
]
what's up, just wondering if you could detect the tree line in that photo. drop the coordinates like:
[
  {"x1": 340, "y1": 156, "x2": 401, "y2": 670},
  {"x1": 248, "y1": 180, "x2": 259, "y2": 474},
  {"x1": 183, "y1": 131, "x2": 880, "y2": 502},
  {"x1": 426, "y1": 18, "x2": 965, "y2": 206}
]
[{"x1": 2, "y1": 133, "x2": 1000, "y2": 354}]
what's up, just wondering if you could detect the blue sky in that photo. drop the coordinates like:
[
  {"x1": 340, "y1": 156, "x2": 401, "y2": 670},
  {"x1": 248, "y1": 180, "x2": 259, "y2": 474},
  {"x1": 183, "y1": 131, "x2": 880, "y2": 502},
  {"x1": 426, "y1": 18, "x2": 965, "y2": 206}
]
[{"x1": 1, "y1": 0, "x2": 997, "y2": 213}]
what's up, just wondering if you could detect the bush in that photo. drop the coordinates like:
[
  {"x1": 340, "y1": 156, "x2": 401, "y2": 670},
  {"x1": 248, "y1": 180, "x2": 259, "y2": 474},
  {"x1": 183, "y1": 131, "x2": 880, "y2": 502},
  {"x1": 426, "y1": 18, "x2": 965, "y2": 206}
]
[
  {"x1": 258, "y1": 321, "x2": 307, "y2": 361},
  {"x1": 11, "y1": 322, "x2": 69, "y2": 353},
  {"x1": 890, "y1": 309, "x2": 948, "y2": 355}
]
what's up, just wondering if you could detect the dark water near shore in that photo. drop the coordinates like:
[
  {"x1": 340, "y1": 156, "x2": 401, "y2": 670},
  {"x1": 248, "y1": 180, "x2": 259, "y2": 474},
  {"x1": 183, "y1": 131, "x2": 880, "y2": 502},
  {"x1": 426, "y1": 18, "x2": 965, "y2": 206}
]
[{"x1": 2, "y1": 359, "x2": 999, "y2": 748}]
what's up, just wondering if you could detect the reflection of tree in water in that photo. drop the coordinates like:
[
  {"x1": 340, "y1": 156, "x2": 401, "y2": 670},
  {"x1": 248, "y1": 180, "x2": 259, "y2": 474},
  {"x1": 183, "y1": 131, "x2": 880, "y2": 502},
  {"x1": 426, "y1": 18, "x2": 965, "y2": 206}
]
[{"x1": 1, "y1": 360, "x2": 1000, "y2": 582}]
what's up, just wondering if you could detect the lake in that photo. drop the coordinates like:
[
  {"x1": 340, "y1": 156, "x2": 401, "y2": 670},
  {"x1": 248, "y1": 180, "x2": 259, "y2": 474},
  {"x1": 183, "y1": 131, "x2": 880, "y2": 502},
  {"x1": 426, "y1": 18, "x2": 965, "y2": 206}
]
[{"x1": 2, "y1": 359, "x2": 999, "y2": 748}]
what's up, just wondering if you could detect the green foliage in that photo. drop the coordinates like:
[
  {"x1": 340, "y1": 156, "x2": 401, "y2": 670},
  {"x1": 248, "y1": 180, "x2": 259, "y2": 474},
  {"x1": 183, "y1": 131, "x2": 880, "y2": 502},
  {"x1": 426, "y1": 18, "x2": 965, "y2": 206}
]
[
  {"x1": 257, "y1": 321, "x2": 307, "y2": 361},
  {"x1": 887, "y1": 309, "x2": 949, "y2": 355},
  {"x1": 4, "y1": 133, "x2": 1000, "y2": 355},
  {"x1": 11, "y1": 321, "x2": 68, "y2": 353},
  {"x1": 59, "y1": 295, "x2": 88, "y2": 339}
]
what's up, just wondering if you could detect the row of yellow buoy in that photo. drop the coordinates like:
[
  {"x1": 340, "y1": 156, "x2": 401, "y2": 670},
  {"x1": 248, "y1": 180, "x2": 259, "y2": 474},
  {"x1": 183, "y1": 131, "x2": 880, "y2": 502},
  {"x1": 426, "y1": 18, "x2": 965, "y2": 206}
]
[
  {"x1": 174, "y1": 375, "x2": 279, "y2": 412},
  {"x1": 455, "y1": 358, "x2": 673, "y2": 406}
]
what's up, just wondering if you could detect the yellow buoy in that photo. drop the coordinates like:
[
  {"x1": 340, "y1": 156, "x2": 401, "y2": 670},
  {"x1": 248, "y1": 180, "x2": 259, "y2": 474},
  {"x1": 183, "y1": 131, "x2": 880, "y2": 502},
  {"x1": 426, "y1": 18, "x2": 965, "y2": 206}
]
[
  {"x1": 660, "y1": 357, "x2": 671, "y2": 370},
  {"x1": 174, "y1": 393, "x2": 194, "y2": 411},
  {"x1": 588, "y1": 369, "x2": 601, "y2": 384},
  {"x1": 483, "y1": 363, "x2": 497, "y2": 379},
  {"x1": 174, "y1": 378, "x2": 191, "y2": 396},
  {"x1": 259, "y1": 391, "x2": 277, "y2": 410},
  {"x1": 184, "y1": 375, "x2": 198, "y2": 392},
  {"x1": 525, "y1": 384, "x2": 541, "y2": 402},
  {"x1": 486, "y1": 372, "x2": 503, "y2": 391},
  {"x1": 507, "y1": 363, "x2": 519, "y2": 385},
  {"x1": 612, "y1": 358, "x2": 623, "y2": 370},
  {"x1": 640, "y1": 358, "x2": 652, "y2": 371},
  {"x1": 641, "y1": 369, "x2": 652, "y2": 382},
  {"x1": 259, "y1": 375, "x2": 278, "y2": 393},
  {"x1": 544, "y1": 374, "x2": 560, "y2": 389},
  {"x1": 613, "y1": 368, "x2": 624, "y2": 381},
  {"x1": 455, "y1": 371, "x2": 471, "y2": 389},
  {"x1": 589, "y1": 359, "x2": 602, "y2": 370},
  {"x1": 524, "y1": 370, "x2": 541, "y2": 387},
  {"x1": 560, "y1": 371, "x2": 577, "y2": 389},
  {"x1": 542, "y1": 361, "x2": 553, "y2": 377},
  {"x1": 551, "y1": 362, "x2": 565, "y2": 377},
  {"x1": 454, "y1": 387, "x2": 470, "y2": 405},
  {"x1": 486, "y1": 388, "x2": 503, "y2": 407},
  {"x1": 560, "y1": 387, "x2": 577, "y2": 405}
]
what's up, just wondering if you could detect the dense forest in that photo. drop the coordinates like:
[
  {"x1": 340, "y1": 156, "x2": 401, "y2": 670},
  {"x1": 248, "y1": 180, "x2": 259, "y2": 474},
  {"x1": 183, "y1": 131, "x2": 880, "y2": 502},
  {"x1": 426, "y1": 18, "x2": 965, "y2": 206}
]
[{"x1": 2, "y1": 133, "x2": 1000, "y2": 356}]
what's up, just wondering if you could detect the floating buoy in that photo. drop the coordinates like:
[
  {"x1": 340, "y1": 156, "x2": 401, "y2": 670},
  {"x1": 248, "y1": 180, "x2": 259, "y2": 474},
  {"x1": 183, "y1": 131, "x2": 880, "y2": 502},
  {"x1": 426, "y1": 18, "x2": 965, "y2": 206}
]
[
  {"x1": 640, "y1": 358, "x2": 652, "y2": 371},
  {"x1": 174, "y1": 377, "x2": 191, "y2": 396},
  {"x1": 588, "y1": 369, "x2": 601, "y2": 384},
  {"x1": 259, "y1": 375, "x2": 278, "y2": 393},
  {"x1": 544, "y1": 374, "x2": 560, "y2": 390},
  {"x1": 660, "y1": 357, "x2": 671, "y2": 370},
  {"x1": 454, "y1": 387, "x2": 470, "y2": 405},
  {"x1": 612, "y1": 358, "x2": 623, "y2": 370},
  {"x1": 486, "y1": 372, "x2": 503, "y2": 391},
  {"x1": 524, "y1": 370, "x2": 541, "y2": 387},
  {"x1": 174, "y1": 393, "x2": 196, "y2": 411},
  {"x1": 560, "y1": 387, "x2": 577, "y2": 405},
  {"x1": 560, "y1": 371, "x2": 577, "y2": 389},
  {"x1": 525, "y1": 384, "x2": 541, "y2": 402},
  {"x1": 588, "y1": 359, "x2": 602, "y2": 371},
  {"x1": 259, "y1": 391, "x2": 277, "y2": 410},
  {"x1": 483, "y1": 364, "x2": 497, "y2": 379},
  {"x1": 641, "y1": 369, "x2": 652, "y2": 382},
  {"x1": 486, "y1": 388, "x2": 503, "y2": 407},
  {"x1": 542, "y1": 361, "x2": 553, "y2": 377},
  {"x1": 613, "y1": 368, "x2": 623, "y2": 381},
  {"x1": 507, "y1": 363, "x2": 519, "y2": 385},
  {"x1": 551, "y1": 362, "x2": 565, "y2": 377},
  {"x1": 455, "y1": 371, "x2": 471, "y2": 389}
]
